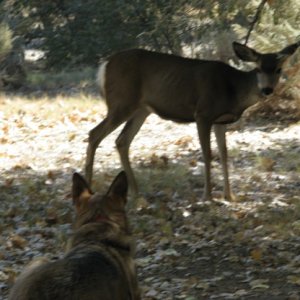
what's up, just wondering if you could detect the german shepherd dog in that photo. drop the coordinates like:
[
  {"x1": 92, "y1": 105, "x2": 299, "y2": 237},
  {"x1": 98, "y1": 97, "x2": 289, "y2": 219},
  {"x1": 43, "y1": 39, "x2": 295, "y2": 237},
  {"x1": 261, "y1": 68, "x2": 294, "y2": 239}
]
[{"x1": 9, "y1": 171, "x2": 140, "y2": 300}]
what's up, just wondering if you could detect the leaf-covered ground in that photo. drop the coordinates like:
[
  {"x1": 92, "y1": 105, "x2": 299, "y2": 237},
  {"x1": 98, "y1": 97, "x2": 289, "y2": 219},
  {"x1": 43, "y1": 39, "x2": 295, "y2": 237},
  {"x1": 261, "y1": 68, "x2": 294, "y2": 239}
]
[{"x1": 0, "y1": 94, "x2": 300, "y2": 299}]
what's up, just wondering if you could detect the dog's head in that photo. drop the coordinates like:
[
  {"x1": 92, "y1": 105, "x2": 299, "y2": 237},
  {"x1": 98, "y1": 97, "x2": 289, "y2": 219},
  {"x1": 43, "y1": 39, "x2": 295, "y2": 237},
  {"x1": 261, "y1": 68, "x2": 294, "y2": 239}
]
[{"x1": 71, "y1": 171, "x2": 128, "y2": 231}]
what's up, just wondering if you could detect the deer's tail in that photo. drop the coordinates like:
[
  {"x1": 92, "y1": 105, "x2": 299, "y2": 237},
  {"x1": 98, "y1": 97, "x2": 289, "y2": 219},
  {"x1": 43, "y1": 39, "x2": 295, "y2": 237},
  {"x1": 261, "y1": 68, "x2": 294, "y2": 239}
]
[{"x1": 96, "y1": 61, "x2": 108, "y2": 99}]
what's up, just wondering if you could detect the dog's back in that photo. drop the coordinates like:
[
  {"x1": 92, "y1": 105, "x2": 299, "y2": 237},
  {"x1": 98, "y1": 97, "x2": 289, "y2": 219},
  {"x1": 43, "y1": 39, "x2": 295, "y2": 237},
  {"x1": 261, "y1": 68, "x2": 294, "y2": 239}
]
[
  {"x1": 10, "y1": 249, "x2": 130, "y2": 300},
  {"x1": 9, "y1": 172, "x2": 140, "y2": 300}
]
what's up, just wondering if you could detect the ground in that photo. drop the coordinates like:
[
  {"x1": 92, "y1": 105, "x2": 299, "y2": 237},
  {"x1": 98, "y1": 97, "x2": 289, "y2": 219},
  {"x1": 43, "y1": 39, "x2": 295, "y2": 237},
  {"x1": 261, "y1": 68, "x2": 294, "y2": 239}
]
[{"x1": 0, "y1": 93, "x2": 300, "y2": 299}]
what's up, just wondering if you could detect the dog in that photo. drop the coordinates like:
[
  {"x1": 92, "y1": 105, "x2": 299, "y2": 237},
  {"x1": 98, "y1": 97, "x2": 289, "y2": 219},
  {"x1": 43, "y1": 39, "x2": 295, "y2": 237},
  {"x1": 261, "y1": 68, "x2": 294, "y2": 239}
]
[{"x1": 9, "y1": 171, "x2": 140, "y2": 300}]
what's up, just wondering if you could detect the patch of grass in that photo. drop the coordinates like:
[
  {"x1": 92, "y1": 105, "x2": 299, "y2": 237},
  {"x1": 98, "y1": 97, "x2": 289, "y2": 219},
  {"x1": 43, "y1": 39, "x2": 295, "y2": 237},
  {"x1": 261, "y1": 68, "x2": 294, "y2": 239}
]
[
  {"x1": 253, "y1": 147, "x2": 300, "y2": 173},
  {"x1": 255, "y1": 155, "x2": 276, "y2": 172},
  {"x1": 0, "y1": 93, "x2": 104, "y2": 120},
  {"x1": 136, "y1": 163, "x2": 197, "y2": 197},
  {"x1": 91, "y1": 163, "x2": 197, "y2": 199},
  {"x1": 277, "y1": 152, "x2": 300, "y2": 172},
  {"x1": 27, "y1": 67, "x2": 97, "y2": 90},
  {"x1": 228, "y1": 147, "x2": 241, "y2": 158}
]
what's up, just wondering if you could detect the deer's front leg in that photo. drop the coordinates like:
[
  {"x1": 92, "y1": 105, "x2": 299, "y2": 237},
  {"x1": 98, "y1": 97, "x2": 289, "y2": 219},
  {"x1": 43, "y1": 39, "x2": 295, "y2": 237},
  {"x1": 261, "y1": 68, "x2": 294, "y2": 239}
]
[
  {"x1": 196, "y1": 117, "x2": 213, "y2": 201},
  {"x1": 214, "y1": 124, "x2": 235, "y2": 201}
]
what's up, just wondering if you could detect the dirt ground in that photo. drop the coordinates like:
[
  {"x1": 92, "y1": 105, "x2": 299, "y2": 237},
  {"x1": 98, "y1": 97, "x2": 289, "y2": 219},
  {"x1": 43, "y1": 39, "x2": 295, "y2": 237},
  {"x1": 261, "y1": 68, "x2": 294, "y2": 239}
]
[{"x1": 0, "y1": 95, "x2": 300, "y2": 299}]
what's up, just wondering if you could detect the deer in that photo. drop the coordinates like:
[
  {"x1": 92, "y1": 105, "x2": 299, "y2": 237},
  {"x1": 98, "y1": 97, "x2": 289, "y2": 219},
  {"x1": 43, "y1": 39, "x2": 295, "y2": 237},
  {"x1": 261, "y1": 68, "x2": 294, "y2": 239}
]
[{"x1": 85, "y1": 41, "x2": 299, "y2": 201}]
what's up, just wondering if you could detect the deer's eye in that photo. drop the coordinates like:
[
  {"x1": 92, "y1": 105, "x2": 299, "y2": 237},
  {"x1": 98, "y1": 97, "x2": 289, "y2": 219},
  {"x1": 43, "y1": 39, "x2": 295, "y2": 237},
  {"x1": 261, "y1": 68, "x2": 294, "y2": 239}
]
[{"x1": 276, "y1": 68, "x2": 282, "y2": 74}]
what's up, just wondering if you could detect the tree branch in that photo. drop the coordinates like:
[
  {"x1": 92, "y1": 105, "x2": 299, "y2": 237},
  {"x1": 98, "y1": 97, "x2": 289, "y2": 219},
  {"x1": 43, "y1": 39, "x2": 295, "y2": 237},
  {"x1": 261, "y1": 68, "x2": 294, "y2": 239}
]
[{"x1": 244, "y1": 0, "x2": 268, "y2": 45}]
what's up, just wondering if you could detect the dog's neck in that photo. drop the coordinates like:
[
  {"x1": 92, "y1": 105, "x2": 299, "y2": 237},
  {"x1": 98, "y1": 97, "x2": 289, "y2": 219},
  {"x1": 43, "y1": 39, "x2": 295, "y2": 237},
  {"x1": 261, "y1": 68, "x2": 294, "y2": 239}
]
[
  {"x1": 88, "y1": 216, "x2": 132, "y2": 252},
  {"x1": 94, "y1": 214, "x2": 111, "y2": 224},
  {"x1": 101, "y1": 238, "x2": 131, "y2": 252},
  {"x1": 68, "y1": 222, "x2": 132, "y2": 254}
]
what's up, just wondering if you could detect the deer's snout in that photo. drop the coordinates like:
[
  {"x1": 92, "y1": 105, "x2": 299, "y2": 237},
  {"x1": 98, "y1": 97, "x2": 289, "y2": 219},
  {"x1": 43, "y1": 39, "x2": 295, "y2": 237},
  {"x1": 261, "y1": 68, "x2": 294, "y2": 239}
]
[{"x1": 261, "y1": 87, "x2": 273, "y2": 96}]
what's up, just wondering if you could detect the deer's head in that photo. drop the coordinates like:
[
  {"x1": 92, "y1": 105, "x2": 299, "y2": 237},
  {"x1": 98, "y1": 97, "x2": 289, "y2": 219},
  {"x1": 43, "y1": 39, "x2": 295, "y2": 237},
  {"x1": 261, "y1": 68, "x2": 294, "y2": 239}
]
[{"x1": 233, "y1": 41, "x2": 299, "y2": 96}]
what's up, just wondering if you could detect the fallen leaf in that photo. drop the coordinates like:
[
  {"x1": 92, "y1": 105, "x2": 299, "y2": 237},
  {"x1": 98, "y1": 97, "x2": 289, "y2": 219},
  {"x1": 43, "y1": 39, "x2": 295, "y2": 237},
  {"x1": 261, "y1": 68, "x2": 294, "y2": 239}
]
[
  {"x1": 251, "y1": 247, "x2": 263, "y2": 261},
  {"x1": 249, "y1": 279, "x2": 269, "y2": 290},
  {"x1": 258, "y1": 156, "x2": 275, "y2": 171},
  {"x1": 9, "y1": 235, "x2": 28, "y2": 249},
  {"x1": 287, "y1": 275, "x2": 300, "y2": 286}
]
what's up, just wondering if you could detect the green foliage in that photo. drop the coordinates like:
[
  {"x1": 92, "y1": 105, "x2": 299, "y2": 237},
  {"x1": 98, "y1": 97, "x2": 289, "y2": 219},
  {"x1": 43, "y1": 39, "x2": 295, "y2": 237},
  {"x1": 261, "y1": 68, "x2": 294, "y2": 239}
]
[
  {"x1": 0, "y1": 22, "x2": 12, "y2": 62},
  {"x1": 1, "y1": 0, "x2": 299, "y2": 70},
  {"x1": 12, "y1": 0, "x2": 143, "y2": 67},
  {"x1": 232, "y1": 0, "x2": 300, "y2": 51},
  {"x1": 27, "y1": 67, "x2": 95, "y2": 90}
]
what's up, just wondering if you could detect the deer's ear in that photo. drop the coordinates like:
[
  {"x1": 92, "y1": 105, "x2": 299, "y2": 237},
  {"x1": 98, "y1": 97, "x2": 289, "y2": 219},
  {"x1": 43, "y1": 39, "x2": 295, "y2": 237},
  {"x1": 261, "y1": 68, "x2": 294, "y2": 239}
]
[
  {"x1": 277, "y1": 42, "x2": 299, "y2": 60},
  {"x1": 72, "y1": 173, "x2": 93, "y2": 207},
  {"x1": 107, "y1": 171, "x2": 128, "y2": 205},
  {"x1": 233, "y1": 42, "x2": 260, "y2": 62}
]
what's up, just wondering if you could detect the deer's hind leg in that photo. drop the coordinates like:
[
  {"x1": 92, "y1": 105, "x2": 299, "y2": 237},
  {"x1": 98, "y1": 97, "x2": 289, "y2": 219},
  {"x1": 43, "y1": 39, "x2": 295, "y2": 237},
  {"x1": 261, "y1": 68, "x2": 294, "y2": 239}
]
[{"x1": 116, "y1": 108, "x2": 150, "y2": 196}]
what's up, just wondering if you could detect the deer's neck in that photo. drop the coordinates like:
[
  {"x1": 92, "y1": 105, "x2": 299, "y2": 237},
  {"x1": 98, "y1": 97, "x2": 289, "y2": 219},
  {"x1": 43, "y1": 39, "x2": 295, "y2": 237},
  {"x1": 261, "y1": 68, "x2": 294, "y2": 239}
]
[{"x1": 237, "y1": 69, "x2": 261, "y2": 109}]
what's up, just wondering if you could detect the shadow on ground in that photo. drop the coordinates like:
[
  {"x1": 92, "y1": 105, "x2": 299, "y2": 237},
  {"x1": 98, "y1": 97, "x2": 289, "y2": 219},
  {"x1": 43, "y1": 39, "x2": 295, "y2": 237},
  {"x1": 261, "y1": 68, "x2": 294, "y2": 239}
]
[{"x1": 1, "y1": 139, "x2": 299, "y2": 299}]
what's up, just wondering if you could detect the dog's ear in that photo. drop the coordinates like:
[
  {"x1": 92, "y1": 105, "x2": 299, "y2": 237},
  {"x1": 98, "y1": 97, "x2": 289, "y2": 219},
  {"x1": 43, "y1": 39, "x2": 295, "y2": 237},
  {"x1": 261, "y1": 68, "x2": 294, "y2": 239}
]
[
  {"x1": 107, "y1": 171, "x2": 128, "y2": 205},
  {"x1": 72, "y1": 173, "x2": 93, "y2": 208}
]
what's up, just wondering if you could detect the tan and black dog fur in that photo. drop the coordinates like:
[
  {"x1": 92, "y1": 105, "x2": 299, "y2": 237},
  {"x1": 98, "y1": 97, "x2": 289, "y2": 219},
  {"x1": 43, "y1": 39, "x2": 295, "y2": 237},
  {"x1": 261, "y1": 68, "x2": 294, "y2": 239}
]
[{"x1": 9, "y1": 171, "x2": 140, "y2": 300}]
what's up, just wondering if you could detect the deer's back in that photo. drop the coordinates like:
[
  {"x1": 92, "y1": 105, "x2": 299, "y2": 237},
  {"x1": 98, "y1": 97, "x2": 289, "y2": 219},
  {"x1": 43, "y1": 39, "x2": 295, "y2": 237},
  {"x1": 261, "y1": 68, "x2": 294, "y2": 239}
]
[{"x1": 105, "y1": 49, "x2": 249, "y2": 123}]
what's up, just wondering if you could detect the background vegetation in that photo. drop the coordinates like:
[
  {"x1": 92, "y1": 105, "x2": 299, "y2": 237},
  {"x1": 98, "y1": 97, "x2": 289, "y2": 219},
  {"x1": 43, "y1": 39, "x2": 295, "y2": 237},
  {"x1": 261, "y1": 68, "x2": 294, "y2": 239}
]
[
  {"x1": 0, "y1": 0, "x2": 299, "y2": 116},
  {"x1": 0, "y1": 0, "x2": 299, "y2": 66}
]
